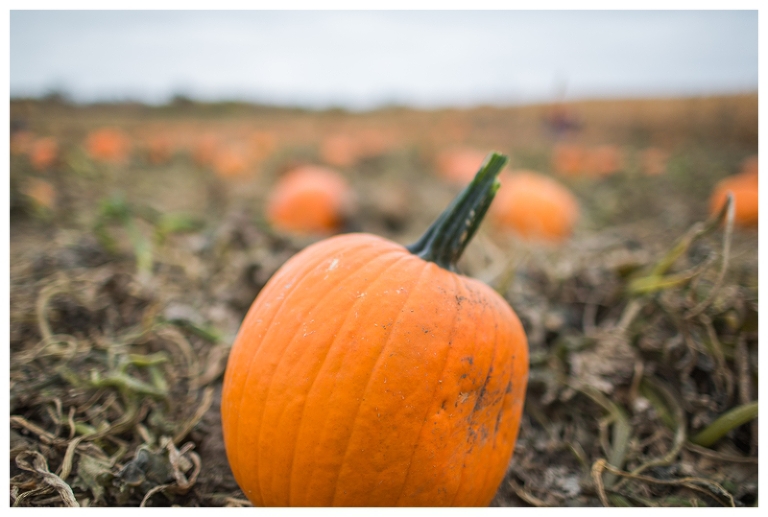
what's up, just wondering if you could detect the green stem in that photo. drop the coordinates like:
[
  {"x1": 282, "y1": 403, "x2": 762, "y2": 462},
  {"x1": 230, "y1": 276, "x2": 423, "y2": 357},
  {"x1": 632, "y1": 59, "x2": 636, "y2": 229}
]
[
  {"x1": 407, "y1": 152, "x2": 507, "y2": 271},
  {"x1": 690, "y1": 401, "x2": 758, "y2": 447}
]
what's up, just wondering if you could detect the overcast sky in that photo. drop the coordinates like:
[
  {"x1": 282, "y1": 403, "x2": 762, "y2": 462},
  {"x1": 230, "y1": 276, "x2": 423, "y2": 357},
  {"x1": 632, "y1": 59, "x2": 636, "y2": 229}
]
[{"x1": 9, "y1": 10, "x2": 759, "y2": 110}]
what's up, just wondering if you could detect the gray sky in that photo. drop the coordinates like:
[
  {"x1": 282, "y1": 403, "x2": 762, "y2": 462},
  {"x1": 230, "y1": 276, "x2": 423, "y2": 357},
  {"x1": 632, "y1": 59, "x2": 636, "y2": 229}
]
[{"x1": 10, "y1": 10, "x2": 758, "y2": 110}]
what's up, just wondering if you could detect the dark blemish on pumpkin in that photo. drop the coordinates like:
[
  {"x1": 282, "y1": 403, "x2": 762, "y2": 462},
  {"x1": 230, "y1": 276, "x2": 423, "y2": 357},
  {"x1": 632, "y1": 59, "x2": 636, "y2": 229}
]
[
  {"x1": 473, "y1": 387, "x2": 487, "y2": 413},
  {"x1": 494, "y1": 410, "x2": 503, "y2": 436},
  {"x1": 455, "y1": 294, "x2": 466, "y2": 306},
  {"x1": 461, "y1": 356, "x2": 473, "y2": 365},
  {"x1": 441, "y1": 400, "x2": 447, "y2": 410},
  {"x1": 479, "y1": 424, "x2": 489, "y2": 444},
  {"x1": 472, "y1": 366, "x2": 493, "y2": 413},
  {"x1": 459, "y1": 373, "x2": 468, "y2": 380},
  {"x1": 505, "y1": 380, "x2": 513, "y2": 394},
  {"x1": 466, "y1": 426, "x2": 478, "y2": 447}
]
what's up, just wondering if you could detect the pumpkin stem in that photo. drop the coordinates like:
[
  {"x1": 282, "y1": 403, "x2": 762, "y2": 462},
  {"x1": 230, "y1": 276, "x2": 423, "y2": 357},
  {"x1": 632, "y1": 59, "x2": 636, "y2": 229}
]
[{"x1": 407, "y1": 152, "x2": 508, "y2": 271}]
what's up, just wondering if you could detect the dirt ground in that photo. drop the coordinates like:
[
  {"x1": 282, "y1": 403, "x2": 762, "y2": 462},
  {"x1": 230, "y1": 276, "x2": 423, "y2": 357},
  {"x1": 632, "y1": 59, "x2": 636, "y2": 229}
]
[{"x1": 8, "y1": 94, "x2": 758, "y2": 507}]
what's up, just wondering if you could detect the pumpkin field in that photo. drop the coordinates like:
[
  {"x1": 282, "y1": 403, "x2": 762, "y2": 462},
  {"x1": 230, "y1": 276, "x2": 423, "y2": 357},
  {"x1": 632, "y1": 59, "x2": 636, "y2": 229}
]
[{"x1": 8, "y1": 93, "x2": 758, "y2": 507}]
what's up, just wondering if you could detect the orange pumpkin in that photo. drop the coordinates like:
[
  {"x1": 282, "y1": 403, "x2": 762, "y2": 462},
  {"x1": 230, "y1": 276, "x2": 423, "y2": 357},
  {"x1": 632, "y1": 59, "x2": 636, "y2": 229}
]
[
  {"x1": 265, "y1": 165, "x2": 353, "y2": 236},
  {"x1": 222, "y1": 153, "x2": 529, "y2": 506},
  {"x1": 552, "y1": 143, "x2": 585, "y2": 177},
  {"x1": 490, "y1": 170, "x2": 579, "y2": 242},
  {"x1": 320, "y1": 134, "x2": 359, "y2": 168},
  {"x1": 29, "y1": 137, "x2": 59, "y2": 171},
  {"x1": 212, "y1": 145, "x2": 250, "y2": 178},
  {"x1": 85, "y1": 127, "x2": 131, "y2": 164},
  {"x1": 709, "y1": 170, "x2": 758, "y2": 227},
  {"x1": 434, "y1": 147, "x2": 488, "y2": 185},
  {"x1": 583, "y1": 145, "x2": 623, "y2": 177}
]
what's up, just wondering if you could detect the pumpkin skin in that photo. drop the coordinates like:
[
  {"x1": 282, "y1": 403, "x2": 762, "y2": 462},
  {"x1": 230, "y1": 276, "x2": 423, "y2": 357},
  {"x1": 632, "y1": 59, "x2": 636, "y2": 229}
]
[
  {"x1": 212, "y1": 144, "x2": 250, "y2": 178},
  {"x1": 552, "y1": 143, "x2": 585, "y2": 177},
  {"x1": 222, "y1": 153, "x2": 529, "y2": 506},
  {"x1": 85, "y1": 127, "x2": 131, "y2": 164},
  {"x1": 320, "y1": 134, "x2": 359, "y2": 168},
  {"x1": 709, "y1": 169, "x2": 758, "y2": 227},
  {"x1": 266, "y1": 165, "x2": 353, "y2": 236},
  {"x1": 434, "y1": 148, "x2": 488, "y2": 185},
  {"x1": 583, "y1": 145, "x2": 623, "y2": 177},
  {"x1": 29, "y1": 137, "x2": 59, "y2": 171},
  {"x1": 490, "y1": 170, "x2": 579, "y2": 242}
]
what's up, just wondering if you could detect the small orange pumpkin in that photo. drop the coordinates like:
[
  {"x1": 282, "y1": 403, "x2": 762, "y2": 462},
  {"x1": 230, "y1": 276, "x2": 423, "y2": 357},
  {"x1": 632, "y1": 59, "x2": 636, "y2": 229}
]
[
  {"x1": 85, "y1": 127, "x2": 131, "y2": 164},
  {"x1": 709, "y1": 169, "x2": 758, "y2": 227},
  {"x1": 29, "y1": 137, "x2": 59, "y2": 171},
  {"x1": 265, "y1": 165, "x2": 353, "y2": 236},
  {"x1": 583, "y1": 145, "x2": 623, "y2": 177},
  {"x1": 490, "y1": 170, "x2": 579, "y2": 242},
  {"x1": 551, "y1": 143, "x2": 585, "y2": 177},
  {"x1": 222, "y1": 153, "x2": 529, "y2": 506},
  {"x1": 320, "y1": 134, "x2": 359, "y2": 168},
  {"x1": 212, "y1": 144, "x2": 250, "y2": 178},
  {"x1": 434, "y1": 147, "x2": 488, "y2": 185}
]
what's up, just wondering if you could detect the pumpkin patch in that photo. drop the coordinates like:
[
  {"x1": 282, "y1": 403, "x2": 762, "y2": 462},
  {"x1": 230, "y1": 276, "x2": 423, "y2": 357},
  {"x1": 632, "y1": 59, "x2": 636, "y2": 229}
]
[{"x1": 9, "y1": 95, "x2": 757, "y2": 508}]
